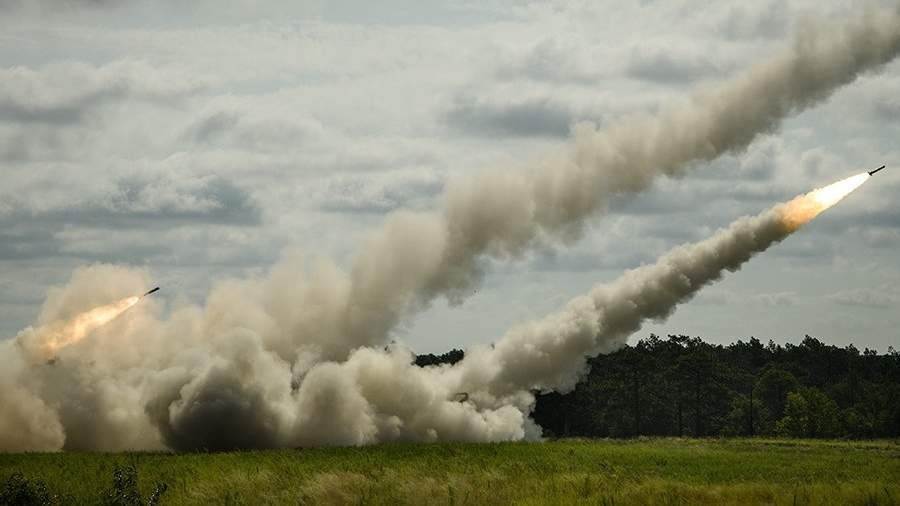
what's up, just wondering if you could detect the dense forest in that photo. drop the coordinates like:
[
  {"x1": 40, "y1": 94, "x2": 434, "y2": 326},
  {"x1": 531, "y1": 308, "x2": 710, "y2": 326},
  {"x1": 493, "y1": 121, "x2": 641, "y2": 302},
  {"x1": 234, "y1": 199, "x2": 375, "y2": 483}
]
[{"x1": 416, "y1": 335, "x2": 900, "y2": 439}]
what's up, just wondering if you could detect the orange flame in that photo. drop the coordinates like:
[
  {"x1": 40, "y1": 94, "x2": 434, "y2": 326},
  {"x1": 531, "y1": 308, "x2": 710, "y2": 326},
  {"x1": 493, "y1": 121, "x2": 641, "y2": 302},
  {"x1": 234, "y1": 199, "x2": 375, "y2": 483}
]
[
  {"x1": 781, "y1": 173, "x2": 870, "y2": 230},
  {"x1": 38, "y1": 295, "x2": 141, "y2": 358}
]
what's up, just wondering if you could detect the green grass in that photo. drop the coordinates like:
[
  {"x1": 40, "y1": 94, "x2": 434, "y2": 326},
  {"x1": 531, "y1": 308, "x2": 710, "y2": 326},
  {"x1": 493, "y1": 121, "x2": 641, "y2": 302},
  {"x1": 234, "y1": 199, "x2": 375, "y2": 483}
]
[{"x1": 2, "y1": 439, "x2": 899, "y2": 505}]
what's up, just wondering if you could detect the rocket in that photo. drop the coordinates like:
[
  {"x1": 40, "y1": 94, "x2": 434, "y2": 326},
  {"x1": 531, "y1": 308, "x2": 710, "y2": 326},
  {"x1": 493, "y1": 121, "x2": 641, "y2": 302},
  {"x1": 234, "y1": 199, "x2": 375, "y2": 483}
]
[
  {"x1": 143, "y1": 287, "x2": 160, "y2": 297},
  {"x1": 868, "y1": 165, "x2": 886, "y2": 176}
]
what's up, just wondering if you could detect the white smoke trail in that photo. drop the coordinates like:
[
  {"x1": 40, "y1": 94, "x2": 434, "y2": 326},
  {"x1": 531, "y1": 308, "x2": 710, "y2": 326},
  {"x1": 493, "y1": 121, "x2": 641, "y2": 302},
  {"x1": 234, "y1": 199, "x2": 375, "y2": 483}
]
[{"x1": 450, "y1": 173, "x2": 871, "y2": 402}]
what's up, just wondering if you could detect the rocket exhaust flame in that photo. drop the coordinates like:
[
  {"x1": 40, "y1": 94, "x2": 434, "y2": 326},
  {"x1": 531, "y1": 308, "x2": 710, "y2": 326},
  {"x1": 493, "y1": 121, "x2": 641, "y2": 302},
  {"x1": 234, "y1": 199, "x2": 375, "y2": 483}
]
[
  {"x1": 30, "y1": 292, "x2": 151, "y2": 360},
  {"x1": 781, "y1": 173, "x2": 870, "y2": 230},
  {"x1": 38, "y1": 296, "x2": 140, "y2": 359}
]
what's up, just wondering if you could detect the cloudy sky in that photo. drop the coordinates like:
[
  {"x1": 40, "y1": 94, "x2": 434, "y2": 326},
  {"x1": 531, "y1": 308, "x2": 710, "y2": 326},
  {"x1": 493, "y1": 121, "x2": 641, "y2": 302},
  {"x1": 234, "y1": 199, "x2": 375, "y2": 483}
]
[{"x1": 1, "y1": 0, "x2": 898, "y2": 353}]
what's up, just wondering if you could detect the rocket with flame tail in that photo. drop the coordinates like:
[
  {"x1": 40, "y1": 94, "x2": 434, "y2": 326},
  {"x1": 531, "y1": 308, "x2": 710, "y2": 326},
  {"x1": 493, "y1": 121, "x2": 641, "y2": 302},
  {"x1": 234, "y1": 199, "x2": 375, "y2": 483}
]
[{"x1": 31, "y1": 286, "x2": 161, "y2": 361}]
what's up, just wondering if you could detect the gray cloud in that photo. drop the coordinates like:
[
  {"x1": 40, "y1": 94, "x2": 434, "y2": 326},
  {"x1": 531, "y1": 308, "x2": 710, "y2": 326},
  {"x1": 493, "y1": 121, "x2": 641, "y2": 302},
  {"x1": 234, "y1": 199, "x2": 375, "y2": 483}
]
[
  {"x1": 443, "y1": 94, "x2": 581, "y2": 137},
  {"x1": 180, "y1": 107, "x2": 326, "y2": 152},
  {"x1": 611, "y1": 179, "x2": 789, "y2": 219},
  {"x1": 530, "y1": 246, "x2": 657, "y2": 274},
  {"x1": 490, "y1": 36, "x2": 604, "y2": 84},
  {"x1": 0, "y1": 62, "x2": 207, "y2": 163},
  {"x1": 845, "y1": 208, "x2": 900, "y2": 231},
  {"x1": 0, "y1": 227, "x2": 62, "y2": 261},
  {"x1": 862, "y1": 76, "x2": 900, "y2": 124},
  {"x1": 700, "y1": 290, "x2": 799, "y2": 307},
  {"x1": 182, "y1": 110, "x2": 242, "y2": 144},
  {"x1": 3, "y1": 174, "x2": 261, "y2": 229},
  {"x1": 716, "y1": 1, "x2": 791, "y2": 40},
  {"x1": 828, "y1": 286, "x2": 900, "y2": 308},
  {"x1": 0, "y1": 62, "x2": 204, "y2": 127},
  {"x1": 317, "y1": 171, "x2": 444, "y2": 214},
  {"x1": 626, "y1": 46, "x2": 726, "y2": 84},
  {"x1": 99, "y1": 175, "x2": 262, "y2": 226},
  {"x1": 0, "y1": 174, "x2": 262, "y2": 263},
  {"x1": 0, "y1": 99, "x2": 98, "y2": 125}
]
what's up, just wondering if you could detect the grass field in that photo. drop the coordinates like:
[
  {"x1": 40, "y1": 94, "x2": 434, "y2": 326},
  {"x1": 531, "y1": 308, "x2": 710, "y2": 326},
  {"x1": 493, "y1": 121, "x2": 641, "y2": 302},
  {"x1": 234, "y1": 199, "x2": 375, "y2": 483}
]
[{"x1": 2, "y1": 439, "x2": 899, "y2": 505}]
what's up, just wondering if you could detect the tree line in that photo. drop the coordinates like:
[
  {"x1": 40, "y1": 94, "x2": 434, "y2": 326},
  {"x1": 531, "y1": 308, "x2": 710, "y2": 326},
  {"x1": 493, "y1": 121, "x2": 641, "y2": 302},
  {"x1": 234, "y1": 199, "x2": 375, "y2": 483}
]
[{"x1": 416, "y1": 335, "x2": 900, "y2": 439}]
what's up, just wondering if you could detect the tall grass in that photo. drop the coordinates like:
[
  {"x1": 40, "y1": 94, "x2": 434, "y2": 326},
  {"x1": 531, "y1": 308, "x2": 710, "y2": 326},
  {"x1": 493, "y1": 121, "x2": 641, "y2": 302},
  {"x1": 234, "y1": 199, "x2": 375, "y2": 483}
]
[{"x1": 1, "y1": 439, "x2": 898, "y2": 505}]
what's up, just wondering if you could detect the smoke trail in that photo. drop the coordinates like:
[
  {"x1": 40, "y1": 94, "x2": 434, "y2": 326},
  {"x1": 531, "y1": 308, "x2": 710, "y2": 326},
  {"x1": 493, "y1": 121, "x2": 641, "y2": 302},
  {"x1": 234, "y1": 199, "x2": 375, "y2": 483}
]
[
  {"x1": 450, "y1": 173, "x2": 870, "y2": 401},
  {"x1": 303, "y1": 6, "x2": 900, "y2": 360}
]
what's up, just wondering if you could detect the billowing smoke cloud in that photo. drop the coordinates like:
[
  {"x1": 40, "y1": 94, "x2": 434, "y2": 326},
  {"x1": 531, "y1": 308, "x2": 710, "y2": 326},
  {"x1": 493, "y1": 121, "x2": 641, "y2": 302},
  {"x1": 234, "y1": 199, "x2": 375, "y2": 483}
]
[
  {"x1": 0, "y1": 342, "x2": 65, "y2": 451},
  {"x1": 0, "y1": 172, "x2": 867, "y2": 450},
  {"x1": 1, "y1": 6, "x2": 898, "y2": 451}
]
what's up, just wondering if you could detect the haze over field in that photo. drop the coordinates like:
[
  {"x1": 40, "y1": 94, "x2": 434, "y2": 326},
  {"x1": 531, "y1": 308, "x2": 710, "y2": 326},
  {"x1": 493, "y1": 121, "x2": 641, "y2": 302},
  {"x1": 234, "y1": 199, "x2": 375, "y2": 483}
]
[{"x1": 0, "y1": 1, "x2": 899, "y2": 451}]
